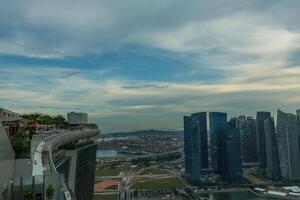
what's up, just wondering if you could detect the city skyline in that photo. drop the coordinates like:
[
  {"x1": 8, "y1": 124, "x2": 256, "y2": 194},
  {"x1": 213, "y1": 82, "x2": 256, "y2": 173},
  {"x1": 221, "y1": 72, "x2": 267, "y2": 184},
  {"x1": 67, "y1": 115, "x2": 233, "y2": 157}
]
[{"x1": 1, "y1": 1, "x2": 300, "y2": 132}]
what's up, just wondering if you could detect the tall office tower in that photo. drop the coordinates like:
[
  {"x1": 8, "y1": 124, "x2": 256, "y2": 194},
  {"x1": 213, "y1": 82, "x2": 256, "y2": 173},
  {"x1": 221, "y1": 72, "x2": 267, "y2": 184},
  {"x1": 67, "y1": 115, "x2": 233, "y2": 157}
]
[
  {"x1": 223, "y1": 128, "x2": 242, "y2": 182},
  {"x1": 183, "y1": 112, "x2": 208, "y2": 183},
  {"x1": 209, "y1": 112, "x2": 228, "y2": 174},
  {"x1": 191, "y1": 112, "x2": 209, "y2": 169},
  {"x1": 276, "y1": 110, "x2": 300, "y2": 181},
  {"x1": 228, "y1": 117, "x2": 239, "y2": 129},
  {"x1": 256, "y1": 111, "x2": 271, "y2": 169},
  {"x1": 264, "y1": 117, "x2": 281, "y2": 180},
  {"x1": 297, "y1": 109, "x2": 300, "y2": 119},
  {"x1": 240, "y1": 116, "x2": 258, "y2": 163},
  {"x1": 184, "y1": 116, "x2": 192, "y2": 175}
]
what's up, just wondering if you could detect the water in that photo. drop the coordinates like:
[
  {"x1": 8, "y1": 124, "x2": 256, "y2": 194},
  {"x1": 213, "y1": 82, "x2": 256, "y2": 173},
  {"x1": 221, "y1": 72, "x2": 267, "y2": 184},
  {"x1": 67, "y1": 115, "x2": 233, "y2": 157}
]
[
  {"x1": 202, "y1": 192, "x2": 268, "y2": 200},
  {"x1": 97, "y1": 149, "x2": 128, "y2": 158}
]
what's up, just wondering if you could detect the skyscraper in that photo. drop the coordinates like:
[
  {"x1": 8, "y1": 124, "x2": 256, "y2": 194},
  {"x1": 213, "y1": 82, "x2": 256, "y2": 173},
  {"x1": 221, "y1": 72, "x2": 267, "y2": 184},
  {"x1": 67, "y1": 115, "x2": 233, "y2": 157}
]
[
  {"x1": 183, "y1": 112, "x2": 208, "y2": 183},
  {"x1": 184, "y1": 116, "x2": 192, "y2": 175},
  {"x1": 228, "y1": 117, "x2": 239, "y2": 129},
  {"x1": 239, "y1": 116, "x2": 258, "y2": 163},
  {"x1": 191, "y1": 112, "x2": 209, "y2": 169},
  {"x1": 256, "y1": 111, "x2": 271, "y2": 169},
  {"x1": 276, "y1": 110, "x2": 300, "y2": 181},
  {"x1": 223, "y1": 128, "x2": 242, "y2": 182},
  {"x1": 264, "y1": 117, "x2": 281, "y2": 180},
  {"x1": 209, "y1": 112, "x2": 227, "y2": 174}
]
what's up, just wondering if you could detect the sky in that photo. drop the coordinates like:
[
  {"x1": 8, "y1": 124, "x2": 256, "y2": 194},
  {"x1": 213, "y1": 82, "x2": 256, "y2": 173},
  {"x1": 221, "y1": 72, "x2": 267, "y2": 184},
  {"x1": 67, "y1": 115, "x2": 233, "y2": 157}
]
[{"x1": 1, "y1": 0, "x2": 300, "y2": 132}]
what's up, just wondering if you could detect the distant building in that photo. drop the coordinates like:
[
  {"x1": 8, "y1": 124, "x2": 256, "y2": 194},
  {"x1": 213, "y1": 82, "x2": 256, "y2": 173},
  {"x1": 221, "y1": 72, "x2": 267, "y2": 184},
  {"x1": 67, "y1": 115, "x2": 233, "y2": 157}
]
[
  {"x1": 183, "y1": 116, "x2": 192, "y2": 175},
  {"x1": 209, "y1": 112, "x2": 227, "y2": 174},
  {"x1": 239, "y1": 116, "x2": 258, "y2": 163},
  {"x1": 276, "y1": 110, "x2": 300, "y2": 181},
  {"x1": 223, "y1": 128, "x2": 242, "y2": 182},
  {"x1": 67, "y1": 112, "x2": 88, "y2": 125},
  {"x1": 183, "y1": 112, "x2": 208, "y2": 184},
  {"x1": 256, "y1": 111, "x2": 271, "y2": 170},
  {"x1": 264, "y1": 117, "x2": 281, "y2": 180},
  {"x1": 0, "y1": 108, "x2": 20, "y2": 119},
  {"x1": 228, "y1": 117, "x2": 239, "y2": 129}
]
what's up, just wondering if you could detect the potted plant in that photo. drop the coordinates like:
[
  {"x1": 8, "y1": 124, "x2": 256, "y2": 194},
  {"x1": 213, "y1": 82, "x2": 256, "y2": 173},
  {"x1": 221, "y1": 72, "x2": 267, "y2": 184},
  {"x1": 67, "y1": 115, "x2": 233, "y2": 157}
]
[
  {"x1": 24, "y1": 188, "x2": 34, "y2": 200},
  {"x1": 46, "y1": 184, "x2": 55, "y2": 200}
]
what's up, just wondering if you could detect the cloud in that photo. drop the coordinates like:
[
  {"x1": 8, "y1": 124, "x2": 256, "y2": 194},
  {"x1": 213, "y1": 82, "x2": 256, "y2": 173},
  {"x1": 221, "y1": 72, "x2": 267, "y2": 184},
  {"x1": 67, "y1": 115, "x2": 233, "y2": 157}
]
[
  {"x1": 1, "y1": 0, "x2": 300, "y2": 131},
  {"x1": 122, "y1": 84, "x2": 169, "y2": 90},
  {"x1": 0, "y1": 0, "x2": 290, "y2": 58}
]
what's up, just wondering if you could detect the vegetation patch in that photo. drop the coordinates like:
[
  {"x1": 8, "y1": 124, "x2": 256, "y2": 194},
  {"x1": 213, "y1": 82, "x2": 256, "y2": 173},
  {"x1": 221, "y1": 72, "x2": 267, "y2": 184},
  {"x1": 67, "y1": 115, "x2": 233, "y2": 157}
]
[
  {"x1": 94, "y1": 194, "x2": 118, "y2": 200},
  {"x1": 96, "y1": 162, "x2": 131, "y2": 176},
  {"x1": 131, "y1": 177, "x2": 184, "y2": 190},
  {"x1": 141, "y1": 168, "x2": 169, "y2": 175}
]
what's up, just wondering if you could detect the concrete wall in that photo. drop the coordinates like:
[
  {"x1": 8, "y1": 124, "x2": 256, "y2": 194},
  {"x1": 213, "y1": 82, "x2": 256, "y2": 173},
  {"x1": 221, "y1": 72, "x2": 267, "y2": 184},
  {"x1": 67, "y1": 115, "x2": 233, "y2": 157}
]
[{"x1": 0, "y1": 122, "x2": 15, "y2": 198}]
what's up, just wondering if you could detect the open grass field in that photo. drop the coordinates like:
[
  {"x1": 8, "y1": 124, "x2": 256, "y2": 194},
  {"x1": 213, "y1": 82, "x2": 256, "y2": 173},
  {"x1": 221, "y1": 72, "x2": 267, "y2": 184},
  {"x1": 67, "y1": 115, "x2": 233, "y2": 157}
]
[
  {"x1": 96, "y1": 162, "x2": 131, "y2": 176},
  {"x1": 131, "y1": 177, "x2": 184, "y2": 189},
  {"x1": 141, "y1": 168, "x2": 169, "y2": 175},
  {"x1": 94, "y1": 194, "x2": 118, "y2": 200}
]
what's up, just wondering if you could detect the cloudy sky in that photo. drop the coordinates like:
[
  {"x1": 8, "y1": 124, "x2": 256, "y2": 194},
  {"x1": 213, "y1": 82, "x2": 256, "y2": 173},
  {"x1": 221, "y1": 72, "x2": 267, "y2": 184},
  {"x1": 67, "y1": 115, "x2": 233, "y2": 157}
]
[{"x1": 1, "y1": 0, "x2": 300, "y2": 132}]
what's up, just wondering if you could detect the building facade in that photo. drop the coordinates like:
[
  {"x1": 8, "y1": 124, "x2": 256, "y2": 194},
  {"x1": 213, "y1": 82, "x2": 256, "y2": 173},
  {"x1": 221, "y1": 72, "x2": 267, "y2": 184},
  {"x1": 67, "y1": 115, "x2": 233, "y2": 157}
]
[
  {"x1": 0, "y1": 108, "x2": 20, "y2": 119},
  {"x1": 264, "y1": 117, "x2": 281, "y2": 180},
  {"x1": 183, "y1": 112, "x2": 208, "y2": 183},
  {"x1": 276, "y1": 110, "x2": 300, "y2": 181},
  {"x1": 256, "y1": 111, "x2": 271, "y2": 170},
  {"x1": 61, "y1": 141, "x2": 97, "y2": 200},
  {"x1": 67, "y1": 112, "x2": 88, "y2": 125},
  {"x1": 183, "y1": 116, "x2": 192, "y2": 175},
  {"x1": 223, "y1": 128, "x2": 242, "y2": 182},
  {"x1": 209, "y1": 112, "x2": 228, "y2": 174},
  {"x1": 239, "y1": 116, "x2": 258, "y2": 163}
]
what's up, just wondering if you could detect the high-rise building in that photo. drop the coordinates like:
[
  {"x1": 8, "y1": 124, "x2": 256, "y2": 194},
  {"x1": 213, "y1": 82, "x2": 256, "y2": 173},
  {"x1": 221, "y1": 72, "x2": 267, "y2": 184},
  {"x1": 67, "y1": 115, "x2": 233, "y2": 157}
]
[
  {"x1": 264, "y1": 117, "x2": 281, "y2": 180},
  {"x1": 209, "y1": 112, "x2": 227, "y2": 174},
  {"x1": 67, "y1": 112, "x2": 88, "y2": 125},
  {"x1": 256, "y1": 111, "x2": 271, "y2": 169},
  {"x1": 276, "y1": 110, "x2": 300, "y2": 181},
  {"x1": 183, "y1": 116, "x2": 192, "y2": 175},
  {"x1": 223, "y1": 128, "x2": 242, "y2": 182},
  {"x1": 191, "y1": 112, "x2": 208, "y2": 169},
  {"x1": 228, "y1": 117, "x2": 239, "y2": 129},
  {"x1": 183, "y1": 112, "x2": 208, "y2": 183},
  {"x1": 239, "y1": 116, "x2": 258, "y2": 163}
]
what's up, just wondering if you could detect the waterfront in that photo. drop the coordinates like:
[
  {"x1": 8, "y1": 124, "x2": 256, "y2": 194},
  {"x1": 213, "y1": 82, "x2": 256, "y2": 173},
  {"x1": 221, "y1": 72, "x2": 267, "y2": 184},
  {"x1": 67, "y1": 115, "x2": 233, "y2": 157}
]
[
  {"x1": 97, "y1": 149, "x2": 128, "y2": 158},
  {"x1": 201, "y1": 192, "x2": 270, "y2": 200}
]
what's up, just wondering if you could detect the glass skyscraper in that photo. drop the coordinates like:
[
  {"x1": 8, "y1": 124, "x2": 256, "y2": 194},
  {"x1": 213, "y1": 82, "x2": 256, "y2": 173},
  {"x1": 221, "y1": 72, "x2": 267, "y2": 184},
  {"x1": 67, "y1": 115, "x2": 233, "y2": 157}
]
[
  {"x1": 184, "y1": 116, "x2": 192, "y2": 175},
  {"x1": 264, "y1": 117, "x2": 281, "y2": 180},
  {"x1": 223, "y1": 128, "x2": 242, "y2": 182},
  {"x1": 209, "y1": 112, "x2": 228, "y2": 174},
  {"x1": 183, "y1": 112, "x2": 208, "y2": 183},
  {"x1": 256, "y1": 111, "x2": 271, "y2": 170},
  {"x1": 239, "y1": 116, "x2": 258, "y2": 163},
  {"x1": 276, "y1": 110, "x2": 300, "y2": 181}
]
